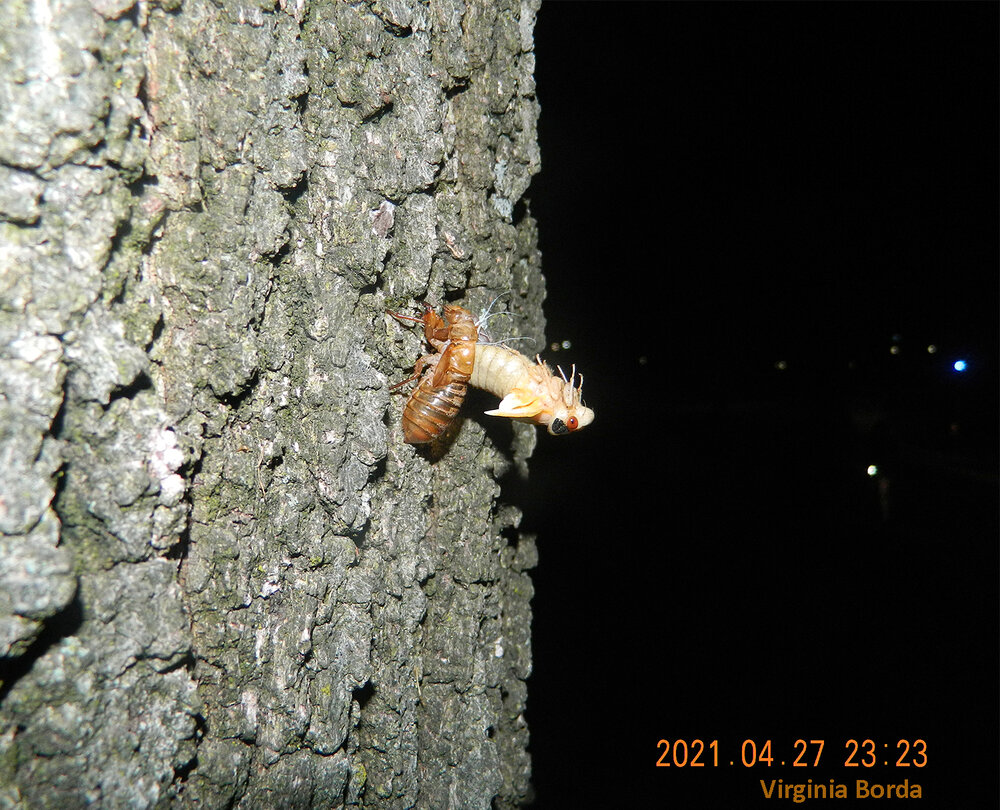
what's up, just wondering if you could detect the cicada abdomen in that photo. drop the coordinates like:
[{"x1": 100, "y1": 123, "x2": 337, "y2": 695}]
[{"x1": 400, "y1": 374, "x2": 469, "y2": 444}]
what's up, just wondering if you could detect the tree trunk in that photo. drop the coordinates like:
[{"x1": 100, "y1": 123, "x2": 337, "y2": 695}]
[{"x1": 0, "y1": 1, "x2": 542, "y2": 807}]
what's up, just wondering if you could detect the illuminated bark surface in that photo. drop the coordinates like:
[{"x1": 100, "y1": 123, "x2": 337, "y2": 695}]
[{"x1": 0, "y1": 1, "x2": 542, "y2": 806}]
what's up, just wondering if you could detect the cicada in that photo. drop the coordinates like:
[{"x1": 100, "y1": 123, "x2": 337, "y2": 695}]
[{"x1": 388, "y1": 303, "x2": 594, "y2": 443}]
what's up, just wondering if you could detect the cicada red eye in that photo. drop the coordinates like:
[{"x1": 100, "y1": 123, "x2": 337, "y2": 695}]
[{"x1": 566, "y1": 416, "x2": 579, "y2": 431}]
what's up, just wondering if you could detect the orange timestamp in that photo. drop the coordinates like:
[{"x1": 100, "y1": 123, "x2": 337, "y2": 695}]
[{"x1": 655, "y1": 738, "x2": 928, "y2": 769}]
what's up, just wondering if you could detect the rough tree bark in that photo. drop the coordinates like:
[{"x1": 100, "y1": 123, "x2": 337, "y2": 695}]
[{"x1": 1, "y1": 1, "x2": 543, "y2": 807}]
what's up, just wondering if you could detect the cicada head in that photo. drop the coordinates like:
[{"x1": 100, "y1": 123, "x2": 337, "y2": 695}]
[{"x1": 543, "y1": 364, "x2": 595, "y2": 436}]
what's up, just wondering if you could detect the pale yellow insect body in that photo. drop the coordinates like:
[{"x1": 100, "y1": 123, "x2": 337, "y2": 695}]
[{"x1": 470, "y1": 344, "x2": 595, "y2": 435}]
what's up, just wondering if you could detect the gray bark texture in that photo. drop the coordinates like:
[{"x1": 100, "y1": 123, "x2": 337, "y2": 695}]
[{"x1": 0, "y1": 1, "x2": 543, "y2": 807}]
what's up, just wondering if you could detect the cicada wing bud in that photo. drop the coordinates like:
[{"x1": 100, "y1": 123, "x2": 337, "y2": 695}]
[{"x1": 484, "y1": 390, "x2": 544, "y2": 418}]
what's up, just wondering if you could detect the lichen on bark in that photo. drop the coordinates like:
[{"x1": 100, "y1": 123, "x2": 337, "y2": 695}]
[{"x1": 1, "y1": 1, "x2": 543, "y2": 807}]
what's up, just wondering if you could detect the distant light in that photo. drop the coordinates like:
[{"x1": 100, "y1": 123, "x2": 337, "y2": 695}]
[
  {"x1": 889, "y1": 345, "x2": 900, "y2": 355},
  {"x1": 774, "y1": 360, "x2": 787, "y2": 371},
  {"x1": 866, "y1": 465, "x2": 878, "y2": 477},
  {"x1": 926, "y1": 344, "x2": 937, "y2": 354},
  {"x1": 953, "y1": 359, "x2": 967, "y2": 372},
  {"x1": 561, "y1": 339, "x2": 572, "y2": 350}
]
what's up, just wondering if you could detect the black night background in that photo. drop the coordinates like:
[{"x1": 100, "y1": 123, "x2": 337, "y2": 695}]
[{"x1": 510, "y1": 3, "x2": 999, "y2": 806}]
